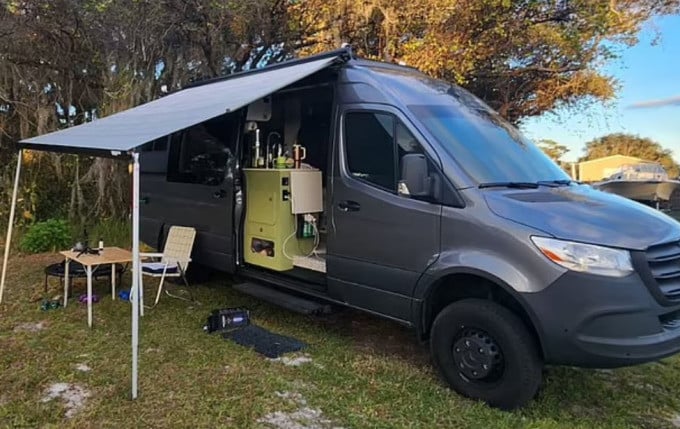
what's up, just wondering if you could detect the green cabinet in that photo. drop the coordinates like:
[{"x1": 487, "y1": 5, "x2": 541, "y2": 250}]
[{"x1": 243, "y1": 169, "x2": 298, "y2": 271}]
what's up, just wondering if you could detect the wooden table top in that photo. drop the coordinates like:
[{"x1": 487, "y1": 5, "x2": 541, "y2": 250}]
[{"x1": 60, "y1": 246, "x2": 133, "y2": 266}]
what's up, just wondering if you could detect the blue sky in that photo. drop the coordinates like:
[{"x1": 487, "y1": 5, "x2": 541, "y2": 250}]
[{"x1": 521, "y1": 14, "x2": 680, "y2": 162}]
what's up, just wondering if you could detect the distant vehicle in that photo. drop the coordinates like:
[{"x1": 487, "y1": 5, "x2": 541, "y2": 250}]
[
  {"x1": 137, "y1": 48, "x2": 680, "y2": 410},
  {"x1": 594, "y1": 162, "x2": 680, "y2": 203}
]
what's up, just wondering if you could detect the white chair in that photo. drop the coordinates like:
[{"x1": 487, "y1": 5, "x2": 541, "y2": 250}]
[{"x1": 140, "y1": 226, "x2": 196, "y2": 308}]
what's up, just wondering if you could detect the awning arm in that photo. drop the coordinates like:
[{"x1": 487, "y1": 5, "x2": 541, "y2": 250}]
[
  {"x1": 130, "y1": 151, "x2": 141, "y2": 399},
  {"x1": 0, "y1": 150, "x2": 23, "y2": 303}
]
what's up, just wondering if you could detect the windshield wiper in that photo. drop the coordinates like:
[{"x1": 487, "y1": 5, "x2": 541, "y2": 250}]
[
  {"x1": 537, "y1": 179, "x2": 574, "y2": 187},
  {"x1": 479, "y1": 180, "x2": 577, "y2": 189},
  {"x1": 478, "y1": 182, "x2": 539, "y2": 189}
]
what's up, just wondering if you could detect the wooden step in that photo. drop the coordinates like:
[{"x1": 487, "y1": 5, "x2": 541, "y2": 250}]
[{"x1": 233, "y1": 282, "x2": 332, "y2": 315}]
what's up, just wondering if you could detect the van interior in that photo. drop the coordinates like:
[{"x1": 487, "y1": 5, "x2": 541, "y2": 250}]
[{"x1": 237, "y1": 72, "x2": 336, "y2": 286}]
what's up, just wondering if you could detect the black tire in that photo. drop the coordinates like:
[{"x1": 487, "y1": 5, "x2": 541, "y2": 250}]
[{"x1": 430, "y1": 299, "x2": 543, "y2": 410}]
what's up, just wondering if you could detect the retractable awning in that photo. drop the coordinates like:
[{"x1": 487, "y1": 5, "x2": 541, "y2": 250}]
[
  {"x1": 4, "y1": 49, "x2": 348, "y2": 401},
  {"x1": 19, "y1": 51, "x2": 346, "y2": 157}
]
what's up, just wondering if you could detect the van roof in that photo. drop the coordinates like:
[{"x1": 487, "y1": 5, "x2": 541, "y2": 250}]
[{"x1": 184, "y1": 47, "x2": 422, "y2": 90}]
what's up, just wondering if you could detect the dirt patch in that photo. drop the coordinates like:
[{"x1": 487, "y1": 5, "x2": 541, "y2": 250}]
[
  {"x1": 74, "y1": 363, "x2": 92, "y2": 372},
  {"x1": 321, "y1": 311, "x2": 429, "y2": 366},
  {"x1": 41, "y1": 383, "x2": 91, "y2": 418},
  {"x1": 258, "y1": 391, "x2": 343, "y2": 429},
  {"x1": 269, "y1": 354, "x2": 314, "y2": 367},
  {"x1": 671, "y1": 414, "x2": 680, "y2": 428},
  {"x1": 13, "y1": 321, "x2": 46, "y2": 333},
  {"x1": 275, "y1": 391, "x2": 307, "y2": 404}
]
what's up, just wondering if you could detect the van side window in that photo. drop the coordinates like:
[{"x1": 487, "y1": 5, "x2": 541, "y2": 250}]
[
  {"x1": 167, "y1": 114, "x2": 237, "y2": 186},
  {"x1": 140, "y1": 136, "x2": 169, "y2": 174},
  {"x1": 344, "y1": 112, "x2": 396, "y2": 191},
  {"x1": 140, "y1": 137, "x2": 168, "y2": 152}
]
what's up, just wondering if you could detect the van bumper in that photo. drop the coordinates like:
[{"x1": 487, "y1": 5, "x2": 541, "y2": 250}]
[{"x1": 521, "y1": 271, "x2": 680, "y2": 368}]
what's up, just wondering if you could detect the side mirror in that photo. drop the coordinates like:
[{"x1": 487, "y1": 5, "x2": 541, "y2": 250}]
[{"x1": 399, "y1": 154, "x2": 431, "y2": 197}]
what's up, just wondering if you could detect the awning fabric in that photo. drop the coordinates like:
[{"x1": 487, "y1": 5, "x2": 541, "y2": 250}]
[{"x1": 19, "y1": 53, "x2": 343, "y2": 157}]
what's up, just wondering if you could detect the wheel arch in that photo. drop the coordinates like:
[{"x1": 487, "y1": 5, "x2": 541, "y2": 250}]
[{"x1": 415, "y1": 268, "x2": 547, "y2": 359}]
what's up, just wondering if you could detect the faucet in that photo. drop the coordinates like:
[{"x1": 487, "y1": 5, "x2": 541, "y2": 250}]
[{"x1": 266, "y1": 131, "x2": 282, "y2": 168}]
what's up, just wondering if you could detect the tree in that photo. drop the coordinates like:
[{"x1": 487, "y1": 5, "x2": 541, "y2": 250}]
[
  {"x1": 580, "y1": 133, "x2": 680, "y2": 177},
  {"x1": 289, "y1": 0, "x2": 680, "y2": 123},
  {"x1": 0, "y1": 0, "x2": 292, "y2": 224},
  {"x1": 2, "y1": 1, "x2": 679, "y2": 226},
  {"x1": 538, "y1": 139, "x2": 569, "y2": 163}
]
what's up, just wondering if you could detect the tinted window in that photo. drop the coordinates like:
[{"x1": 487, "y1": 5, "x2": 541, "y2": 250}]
[
  {"x1": 140, "y1": 137, "x2": 168, "y2": 152},
  {"x1": 345, "y1": 112, "x2": 396, "y2": 190},
  {"x1": 410, "y1": 104, "x2": 569, "y2": 184},
  {"x1": 167, "y1": 115, "x2": 237, "y2": 186},
  {"x1": 140, "y1": 137, "x2": 170, "y2": 174},
  {"x1": 396, "y1": 122, "x2": 424, "y2": 168}
]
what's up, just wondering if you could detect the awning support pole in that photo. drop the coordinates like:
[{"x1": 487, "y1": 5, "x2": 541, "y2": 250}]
[
  {"x1": 0, "y1": 150, "x2": 23, "y2": 304},
  {"x1": 131, "y1": 152, "x2": 140, "y2": 399}
]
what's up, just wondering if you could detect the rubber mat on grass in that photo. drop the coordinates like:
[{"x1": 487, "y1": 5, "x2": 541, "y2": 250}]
[{"x1": 223, "y1": 325, "x2": 306, "y2": 358}]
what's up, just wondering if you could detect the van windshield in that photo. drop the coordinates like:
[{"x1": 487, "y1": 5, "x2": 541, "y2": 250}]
[{"x1": 409, "y1": 104, "x2": 570, "y2": 185}]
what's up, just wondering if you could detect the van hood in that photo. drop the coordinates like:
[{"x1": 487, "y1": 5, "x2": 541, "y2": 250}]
[{"x1": 483, "y1": 184, "x2": 680, "y2": 250}]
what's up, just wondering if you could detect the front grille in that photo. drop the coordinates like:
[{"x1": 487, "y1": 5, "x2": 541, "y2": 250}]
[
  {"x1": 660, "y1": 310, "x2": 680, "y2": 331},
  {"x1": 645, "y1": 241, "x2": 680, "y2": 301}
]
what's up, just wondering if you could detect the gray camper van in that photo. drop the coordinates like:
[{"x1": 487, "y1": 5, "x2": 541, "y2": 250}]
[{"x1": 139, "y1": 49, "x2": 680, "y2": 409}]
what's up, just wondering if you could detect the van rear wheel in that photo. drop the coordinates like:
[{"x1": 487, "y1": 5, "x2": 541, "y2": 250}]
[{"x1": 430, "y1": 299, "x2": 542, "y2": 410}]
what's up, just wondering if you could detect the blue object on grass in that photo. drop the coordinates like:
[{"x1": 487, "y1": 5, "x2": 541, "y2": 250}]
[{"x1": 118, "y1": 289, "x2": 130, "y2": 301}]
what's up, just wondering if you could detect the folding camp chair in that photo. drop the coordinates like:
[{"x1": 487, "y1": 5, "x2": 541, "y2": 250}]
[{"x1": 139, "y1": 226, "x2": 196, "y2": 308}]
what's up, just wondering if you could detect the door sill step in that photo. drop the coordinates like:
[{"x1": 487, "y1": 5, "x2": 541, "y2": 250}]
[
  {"x1": 233, "y1": 282, "x2": 332, "y2": 315},
  {"x1": 293, "y1": 255, "x2": 326, "y2": 273}
]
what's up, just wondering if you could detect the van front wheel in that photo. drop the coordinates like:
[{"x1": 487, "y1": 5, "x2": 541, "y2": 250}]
[{"x1": 430, "y1": 299, "x2": 543, "y2": 410}]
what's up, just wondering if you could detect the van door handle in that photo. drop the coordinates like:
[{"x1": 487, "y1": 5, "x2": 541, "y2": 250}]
[
  {"x1": 338, "y1": 200, "x2": 361, "y2": 212},
  {"x1": 213, "y1": 189, "x2": 227, "y2": 199}
]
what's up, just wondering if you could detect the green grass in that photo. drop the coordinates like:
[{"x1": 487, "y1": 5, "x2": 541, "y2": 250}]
[{"x1": 1, "y1": 253, "x2": 680, "y2": 428}]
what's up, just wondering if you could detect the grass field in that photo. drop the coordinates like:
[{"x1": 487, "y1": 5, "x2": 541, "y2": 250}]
[{"x1": 1, "y1": 252, "x2": 680, "y2": 428}]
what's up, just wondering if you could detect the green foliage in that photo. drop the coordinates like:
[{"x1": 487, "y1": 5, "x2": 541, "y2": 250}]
[
  {"x1": 292, "y1": 0, "x2": 680, "y2": 122},
  {"x1": 19, "y1": 219, "x2": 71, "y2": 254},
  {"x1": 580, "y1": 133, "x2": 680, "y2": 177}
]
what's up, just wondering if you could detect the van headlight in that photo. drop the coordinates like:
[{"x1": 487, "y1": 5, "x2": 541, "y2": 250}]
[{"x1": 531, "y1": 236, "x2": 633, "y2": 277}]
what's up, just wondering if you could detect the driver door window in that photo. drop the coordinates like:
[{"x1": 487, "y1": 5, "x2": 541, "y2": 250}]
[
  {"x1": 345, "y1": 112, "x2": 396, "y2": 191},
  {"x1": 344, "y1": 111, "x2": 426, "y2": 194}
]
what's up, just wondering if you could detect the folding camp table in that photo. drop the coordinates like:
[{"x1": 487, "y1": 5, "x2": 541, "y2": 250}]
[{"x1": 60, "y1": 247, "x2": 133, "y2": 328}]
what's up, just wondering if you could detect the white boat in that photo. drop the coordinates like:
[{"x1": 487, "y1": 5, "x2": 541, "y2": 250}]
[{"x1": 594, "y1": 162, "x2": 680, "y2": 202}]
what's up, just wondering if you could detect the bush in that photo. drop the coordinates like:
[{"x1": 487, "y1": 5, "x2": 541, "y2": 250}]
[{"x1": 19, "y1": 219, "x2": 72, "y2": 253}]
